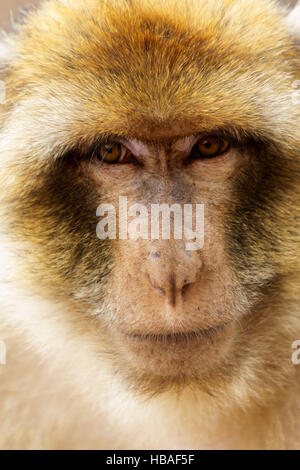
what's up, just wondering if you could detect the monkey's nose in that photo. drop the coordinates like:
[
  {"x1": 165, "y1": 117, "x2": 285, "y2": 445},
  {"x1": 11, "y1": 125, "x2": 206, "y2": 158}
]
[{"x1": 145, "y1": 252, "x2": 202, "y2": 307}]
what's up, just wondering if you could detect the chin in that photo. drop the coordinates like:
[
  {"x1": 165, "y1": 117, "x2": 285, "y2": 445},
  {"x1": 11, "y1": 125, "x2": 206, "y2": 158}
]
[{"x1": 105, "y1": 320, "x2": 237, "y2": 393}]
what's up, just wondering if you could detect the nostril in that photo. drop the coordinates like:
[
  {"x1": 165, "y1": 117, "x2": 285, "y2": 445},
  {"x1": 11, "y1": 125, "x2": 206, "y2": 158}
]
[
  {"x1": 155, "y1": 285, "x2": 166, "y2": 296},
  {"x1": 146, "y1": 272, "x2": 166, "y2": 296},
  {"x1": 181, "y1": 282, "x2": 192, "y2": 297}
]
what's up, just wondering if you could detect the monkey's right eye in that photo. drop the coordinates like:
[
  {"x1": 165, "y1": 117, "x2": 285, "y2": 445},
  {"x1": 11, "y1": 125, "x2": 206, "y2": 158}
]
[
  {"x1": 95, "y1": 143, "x2": 137, "y2": 164},
  {"x1": 191, "y1": 136, "x2": 231, "y2": 160}
]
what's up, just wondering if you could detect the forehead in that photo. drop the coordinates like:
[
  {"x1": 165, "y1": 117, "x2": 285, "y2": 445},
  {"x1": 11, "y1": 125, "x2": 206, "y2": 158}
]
[{"x1": 9, "y1": 0, "x2": 294, "y2": 145}]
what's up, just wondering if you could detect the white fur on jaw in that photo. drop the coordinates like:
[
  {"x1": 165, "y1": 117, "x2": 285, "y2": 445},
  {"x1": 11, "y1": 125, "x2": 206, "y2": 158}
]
[
  {"x1": 287, "y1": 5, "x2": 300, "y2": 36},
  {"x1": 0, "y1": 37, "x2": 14, "y2": 64}
]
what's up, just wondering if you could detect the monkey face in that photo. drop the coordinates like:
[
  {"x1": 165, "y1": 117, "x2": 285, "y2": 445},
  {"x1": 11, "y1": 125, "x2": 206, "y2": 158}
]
[
  {"x1": 78, "y1": 134, "x2": 246, "y2": 379},
  {"x1": 0, "y1": 0, "x2": 299, "y2": 394}
]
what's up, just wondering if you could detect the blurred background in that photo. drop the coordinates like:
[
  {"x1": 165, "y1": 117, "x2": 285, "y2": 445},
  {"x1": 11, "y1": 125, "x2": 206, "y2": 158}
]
[
  {"x1": 0, "y1": 0, "x2": 298, "y2": 28},
  {"x1": 0, "y1": 1, "x2": 39, "y2": 28}
]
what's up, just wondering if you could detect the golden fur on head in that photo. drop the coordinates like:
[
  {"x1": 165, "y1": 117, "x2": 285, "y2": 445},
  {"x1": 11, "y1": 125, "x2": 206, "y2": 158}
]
[
  {"x1": 0, "y1": 0, "x2": 299, "y2": 450},
  {"x1": 2, "y1": 0, "x2": 300, "y2": 142}
]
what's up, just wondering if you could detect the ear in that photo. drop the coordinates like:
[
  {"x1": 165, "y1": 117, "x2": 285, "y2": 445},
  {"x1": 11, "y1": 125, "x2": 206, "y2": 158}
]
[{"x1": 286, "y1": 4, "x2": 300, "y2": 37}]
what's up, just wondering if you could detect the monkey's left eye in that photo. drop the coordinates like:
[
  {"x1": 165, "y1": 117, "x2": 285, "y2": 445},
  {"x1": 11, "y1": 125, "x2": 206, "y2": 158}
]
[
  {"x1": 191, "y1": 136, "x2": 230, "y2": 159},
  {"x1": 95, "y1": 143, "x2": 136, "y2": 164}
]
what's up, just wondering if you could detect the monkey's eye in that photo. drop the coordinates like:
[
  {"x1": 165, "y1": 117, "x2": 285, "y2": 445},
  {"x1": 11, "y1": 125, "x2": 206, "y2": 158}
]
[
  {"x1": 192, "y1": 136, "x2": 230, "y2": 159},
  {"x1": 95, "y1": 143, "x2": 136, "y2": 164}
]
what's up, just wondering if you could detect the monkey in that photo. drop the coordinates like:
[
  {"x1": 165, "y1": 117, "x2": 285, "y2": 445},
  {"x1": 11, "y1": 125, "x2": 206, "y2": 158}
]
[{"x1": 0, "y1": 0, "x2": 299, "y2": 450}]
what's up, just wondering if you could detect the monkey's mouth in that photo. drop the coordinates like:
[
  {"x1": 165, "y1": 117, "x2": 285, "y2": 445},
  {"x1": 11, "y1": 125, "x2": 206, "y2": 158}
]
[
  {"x1": 125, "y1": 322, "x2": 231, "y2": 344},
  {"x1": 116, "y1": 321, "x2": 235, "y2": 377}
]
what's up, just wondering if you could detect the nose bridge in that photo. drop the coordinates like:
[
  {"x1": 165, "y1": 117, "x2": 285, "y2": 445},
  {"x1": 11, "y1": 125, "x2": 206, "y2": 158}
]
[
  {"x1": 125, "y1": 139, "x2": 170, "y2": 175},
  {"x1": 146, "y1": 241, "x2": 203, "y2": 306}
]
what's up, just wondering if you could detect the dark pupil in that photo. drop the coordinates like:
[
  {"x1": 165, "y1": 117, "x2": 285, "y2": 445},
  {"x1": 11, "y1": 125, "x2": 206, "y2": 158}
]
[
  {"x1": 106, "y1": 146, "x2": 113, "y2": 154},
  {"x1": 204, "y1": 142, "x2": 211, "y2": 148}
]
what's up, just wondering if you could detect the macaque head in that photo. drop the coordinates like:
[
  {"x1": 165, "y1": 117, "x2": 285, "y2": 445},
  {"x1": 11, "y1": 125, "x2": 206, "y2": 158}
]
[{"x1": 0, "y1": 0, "x2": 299, "y2": 397}]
